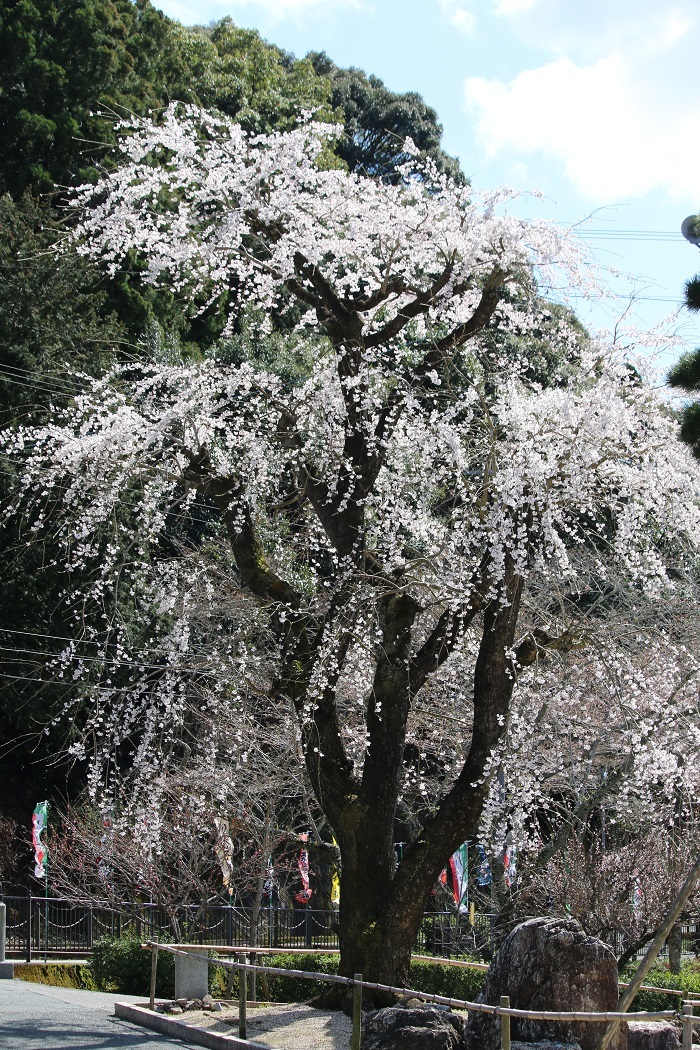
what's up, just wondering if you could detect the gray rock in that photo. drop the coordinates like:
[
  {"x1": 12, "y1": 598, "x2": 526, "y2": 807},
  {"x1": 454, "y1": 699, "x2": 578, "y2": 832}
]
[
  {"x1": 467, "y1": 917, "x2": 626, "y2": 1050},
  {"x1": 175, "y1": 998, "x2": 188, "y2": 1008},
  {"x1": 168, "y1": 1004, "x2": 183, "y2": 1014},
  {"x1": 511, "y1": 1042, "x2": 580, "y2": 1050},
  {"x1": 362, "y1": 1004, "x2": 468, "y2": 1050},
  {"x1": 628, "y1": 1022, "x2": 680, "y2": 1050}
]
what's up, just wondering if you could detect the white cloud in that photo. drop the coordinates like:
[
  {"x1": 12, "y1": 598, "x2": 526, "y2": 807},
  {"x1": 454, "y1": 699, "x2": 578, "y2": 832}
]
[
  {"x1": 464, "y1": 2, "x2": 700, "y2": 202},
  {"x1": 438, "y1": 0, "x2": 476, "y2": 35},
  {"x1": 492, "y1": 0, "x2": 539, "y2": 16},
  {"x1": 489, "y1": 0, "x2": 697, "y2": 61}
]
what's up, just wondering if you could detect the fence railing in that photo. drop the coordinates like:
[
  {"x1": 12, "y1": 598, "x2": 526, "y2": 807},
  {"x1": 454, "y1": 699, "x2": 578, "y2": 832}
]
[
  {"x1": 142, "y1": 941, "x2": 683, "y2": 1050},
  {"x1": 4, "y1": 894, "x2": 699, "y2": 965},
  {"x1": 0, "y1": 895, "x2": 496, "y2": 961}
]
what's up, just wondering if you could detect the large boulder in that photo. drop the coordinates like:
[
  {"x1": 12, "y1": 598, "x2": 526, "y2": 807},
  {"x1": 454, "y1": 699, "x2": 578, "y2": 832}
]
[
  {"x1": 362, "y1": 1003, "x2": 468, "y2": 1050},
  {"x1": 627, "y1": 1022, "x2": 680, "y2": 1050},
  {"x1": 467, "y1": 917, "x2": 626, "y2": 1050}
]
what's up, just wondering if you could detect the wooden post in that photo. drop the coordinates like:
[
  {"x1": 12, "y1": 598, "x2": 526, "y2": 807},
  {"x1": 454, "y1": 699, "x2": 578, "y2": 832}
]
[
  {"x1": 351, "y1": 974, "x2": 362, "y2": 1050},
  {"x1": 682, "y1": 1002, "x2": 694, "y2": 1050},
  {"x1": 149, "y1": 942, "x2": 158, "y2": 1011},
  {"x1": 500, "y1": 995, "x2": 511, "y2": 1050},
  {"x1": 238, "y1": 957, "x2": 247, "y2": 1040}
]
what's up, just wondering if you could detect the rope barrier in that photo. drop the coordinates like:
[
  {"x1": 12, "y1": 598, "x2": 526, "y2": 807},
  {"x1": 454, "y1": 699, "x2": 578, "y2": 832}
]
[{"x1": 145, "y1": 942, "x2": 676, "y2": 1023}]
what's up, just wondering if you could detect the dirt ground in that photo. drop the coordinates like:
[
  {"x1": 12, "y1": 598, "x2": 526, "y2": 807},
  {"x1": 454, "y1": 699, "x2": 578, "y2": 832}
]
[{"x1": 165, "y1": 1000, "x2": 354, "y2": 1049}]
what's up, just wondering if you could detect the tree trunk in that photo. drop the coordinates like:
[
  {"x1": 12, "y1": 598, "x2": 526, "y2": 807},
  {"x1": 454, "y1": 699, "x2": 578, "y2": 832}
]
[{"x1": 667, "y1": 922, "x2": 682, "y2": 974}]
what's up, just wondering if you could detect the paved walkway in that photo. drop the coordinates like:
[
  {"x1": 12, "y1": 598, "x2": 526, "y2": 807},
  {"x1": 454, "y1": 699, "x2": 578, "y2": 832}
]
[{"x1": 0, "y1": 979, "x2": 196, "y2": 1049}]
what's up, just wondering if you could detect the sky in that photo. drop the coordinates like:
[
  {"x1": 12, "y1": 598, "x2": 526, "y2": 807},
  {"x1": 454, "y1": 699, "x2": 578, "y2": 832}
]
[{"x1": 152, "y1": 0, "x2": 700, "y2": 373}]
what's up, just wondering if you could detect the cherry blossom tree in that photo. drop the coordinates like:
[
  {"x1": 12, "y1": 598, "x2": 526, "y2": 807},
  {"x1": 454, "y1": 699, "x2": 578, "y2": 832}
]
[{"x1": 5, "y1": 104, "x2": 700, "y2": 988}]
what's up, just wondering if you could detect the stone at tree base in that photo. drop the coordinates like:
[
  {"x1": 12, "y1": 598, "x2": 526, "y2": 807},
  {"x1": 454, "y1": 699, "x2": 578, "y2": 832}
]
[
  {"x1": 511, "y1": 1042, "x2": 580, "y2": 1050},
  {"x1": 361, "y1": 1003, "x2": 468, "y2": 1049},
  {"x1": 627, "y1": 1022, "x2": 680, "y2": 1050},
  {"x1": 467, "y1": 917, "x2": 626, "y2": 1050}
]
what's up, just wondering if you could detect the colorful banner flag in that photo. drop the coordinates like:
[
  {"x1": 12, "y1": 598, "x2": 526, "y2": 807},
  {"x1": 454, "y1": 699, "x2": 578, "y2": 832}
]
[
  {"x1": 503, "y1": 844, "x2": 517, "y2": 888},
  {"x1": 32, "y1": 801, "x2": 48, "y2": 879},
  {"x1": 263, "y1": 855, "x2": 275, "y2": 902},
  {"x1": 294, "y1": 833, "x2": 313, "y2": 904},
  {"x1": 476, "y1": 844, "x2": 492, "y2": 886},
  {"x1": 631, "y1": 877, "x2": 643, "y2": 916},
  {"x1": 214, "y1": 817, "x2": 234, "y2": 892},
  {"x1": 331, "y1": 838, "x2": 340, "y2": 905},
  {"x1": 448, "y1": 842, "x2": 469, "y2": 912}
]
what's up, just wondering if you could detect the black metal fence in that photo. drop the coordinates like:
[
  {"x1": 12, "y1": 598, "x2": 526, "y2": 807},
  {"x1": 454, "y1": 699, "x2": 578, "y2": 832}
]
[
  {"x1": 1, "y1": 895, "x2": 496, "y2": 962},
  {"x1": 6, "y1": 895, "x2": 697, "y2": 964}
]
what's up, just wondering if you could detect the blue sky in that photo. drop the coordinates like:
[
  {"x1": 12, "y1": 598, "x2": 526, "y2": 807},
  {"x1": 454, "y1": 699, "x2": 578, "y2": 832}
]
[{"x1": 153, "y1": 0, "x2": 700, "y2": 372}]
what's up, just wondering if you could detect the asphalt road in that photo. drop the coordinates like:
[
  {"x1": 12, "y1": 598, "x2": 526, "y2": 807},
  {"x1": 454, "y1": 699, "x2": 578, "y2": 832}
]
[{"x1": 0, "y1": 978, "x2": 195, "y2": 1049}]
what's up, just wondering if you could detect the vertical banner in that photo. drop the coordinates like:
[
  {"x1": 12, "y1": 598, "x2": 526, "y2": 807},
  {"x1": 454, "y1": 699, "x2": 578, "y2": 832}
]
[
  {"x1": 32, "y1": 801, "x2": 48, "y2": 879},
  {"x1": 330, "y1": 838, "x2": 340, "y2": 905},
  {"x1": 294, "y1": 833, "x2": 312, "y2": 904},
  {"x1": 263, "y1": 855, "x2": 275, "y2": 902},
  {"x1": 448, "y1": 842, "x2": 469, "y2": 912},
  {"x1": 503, "y1": 844, "x2": 517, "y2": 888},
  {"x1": 476, "y1": 844, "x2": 492, "y2": 886},
  {"x1": 214, "y1": 817, "x2": 234, "y2": 894}
]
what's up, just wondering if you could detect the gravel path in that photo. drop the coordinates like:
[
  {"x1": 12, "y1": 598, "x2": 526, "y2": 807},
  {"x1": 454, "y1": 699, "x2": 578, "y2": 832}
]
[{"x1": 173, "y1": 1001, "x2": 353, "y2": 1049}]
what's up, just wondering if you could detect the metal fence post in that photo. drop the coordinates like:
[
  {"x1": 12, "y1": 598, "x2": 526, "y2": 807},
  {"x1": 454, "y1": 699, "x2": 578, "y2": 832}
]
[
  {"x1": 682, "y1": 1002, "x2": 693, "y2": 1050},
  {"x1": 87, "y1": 907, "x2": 93, "y2": 950},
  {"x1": 351, "y1": 974, "x2": 362, "y2": 1050},
  {"x1": 500, "y1": 995, "x2": 511, "y2": 1050},
  {"x1": 238, "y1": 957, "x2": 247, "y2": 1040},
  {"x1": 25, "y1": 891, "x2": 31, "y2": 964}
]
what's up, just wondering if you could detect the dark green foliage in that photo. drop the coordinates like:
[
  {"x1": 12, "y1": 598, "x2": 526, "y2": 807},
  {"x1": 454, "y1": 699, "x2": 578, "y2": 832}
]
[
  {"x1": 685, "y1": 276, "x2": 700, "y2": 313},
  {"x1": 308, "y1": 52, "x2": 462, "y2": 183},
  {"x1": 668, "y1": 349, "x2": 700, "y2": 458},
  {"x1": 232, "y1": 952, "x2": 340, "y2": 1002},
  {"x1": 91, "y1": 936, "x2": 175, "y2": 997},
  {"x1": 669, "y1": 350, "x2": 700, "y2": 393},
  {"x1": 665, "y1": 268, "x2": 700, "y2": 456},
  {"x1": 194, "y1": 20, "x2": 335, "y2": 134},
  {"x1": 406, "y1": 960, "x2": 486, "y2": 1002},
  {"x1": 0, "y1": 193, "x2": 125, "y2": 831},
  {"x1": 0, "y1": 2, "x2": 335, "y2": 200},
  {"x1": 621, "y1": 963, "x2": 700, "y2": 1012},
  {"x1": 221, "y1": 953, "x2": 485, "y2": 1003},
  {"x1": 0, "y1": 193, "x2": 121, "y2": 425},
  {"x1": 0, "y1": 0, "x2": 144, "y2": 196}
]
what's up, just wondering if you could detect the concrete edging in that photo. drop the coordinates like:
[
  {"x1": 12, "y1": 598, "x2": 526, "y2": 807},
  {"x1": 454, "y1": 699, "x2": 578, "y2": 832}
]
[{"x1": 115, "y1": 1001, "x2": 277, "y2": 1049}]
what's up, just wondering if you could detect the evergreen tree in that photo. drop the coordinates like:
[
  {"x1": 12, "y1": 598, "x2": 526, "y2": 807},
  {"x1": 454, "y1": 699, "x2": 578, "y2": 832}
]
[{"x1": 668, "y1": 274, "x2": 700, "y2": 457}]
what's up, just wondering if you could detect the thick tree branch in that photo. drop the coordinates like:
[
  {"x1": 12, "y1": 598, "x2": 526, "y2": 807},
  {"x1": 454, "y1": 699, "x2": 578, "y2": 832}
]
[
  {"x1": 408, "y1": 554, "x2": 492, "y2": 694},
  {"x1": 181, "y1": 446, "x2": 300, "y2": 608},
  {"x1": 364, "y1": 258, "x2": 456, "y2": 350},
  {"x1": 512, "y1": 626, "x2": 586, "y2": 668},
  {"x1": 380, "y1": 556, "x2": 524, "y2": 936}
]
